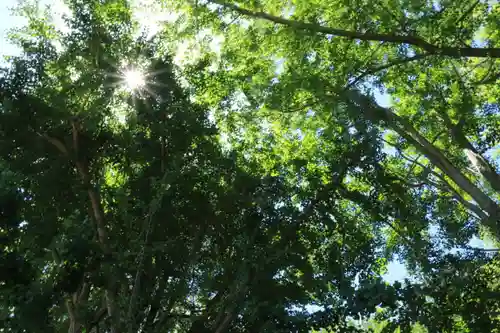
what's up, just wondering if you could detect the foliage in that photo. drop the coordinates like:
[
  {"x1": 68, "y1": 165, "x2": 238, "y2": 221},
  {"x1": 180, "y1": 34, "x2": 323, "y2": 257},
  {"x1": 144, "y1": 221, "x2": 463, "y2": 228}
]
[
  {"x1": 0, "y1": 0, "x2": 499, "y2": 332},
  {"x1": 160, "y1": 0, "x2": 500, "y2": 331}
]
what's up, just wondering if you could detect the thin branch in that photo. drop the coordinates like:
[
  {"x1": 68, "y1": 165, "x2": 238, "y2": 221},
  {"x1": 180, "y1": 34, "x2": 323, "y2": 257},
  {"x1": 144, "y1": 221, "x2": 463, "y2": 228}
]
[
  {"x1": 407, "y1": 182, "x2": 427, "y2": 188},
  {"x1": 455, "y1": 0, "x2": 480, "y2": 26},
  {"x1": 128, "y1": 170, "x2": 171, "y2": 333},
  {"x1": 377, "y1": 2, "x2": 405, "y2": 29},
  {"x1": 402, "y1": 155, "x2": 488, "y2": 220},
  {"x1": 208, "y1": 0, "x2": 500, "y2": 58},
  {"x1": 281, "y1": 101, "x2": 317, "y2": 113},
  {"x1": 383, "y1": 139, "x2": 488, "y2": 220},
  {"x1": 395, "y1": 149, "x2": 442, "y2": 181},
  {"x1": 354, "y1": 40, "x2": 386, "y2": 73},
  {"x1": 471, "y1": 58, "x2": 495, "y2": 83},
  {"x1": 346, "y1": 54, "x2": 429, "y2": 89},
  {"x1": 463, "y1": 245, "x2": 500, "y2": 252},
  {"x1": 433, "y1": 178, "x2": 488, "y2": 220},
  {"x1": 426, "y1": 175, "x2": 487, "y2": 220},
  {"x1": 207, "y1": 1, "x2": 433, "y2": 49},
  {"x1": 224, "y1": 13, "x2": 241, "y2": 27},
  {"x1": 474, "y1": 70, "x2": 500, "y2": 85},
  {"x1": 338, "y1": 185, "x2": 413, "y2": 245},
  {"x1": 463, "y1": 58, "x2": 491, "y2": 80}
]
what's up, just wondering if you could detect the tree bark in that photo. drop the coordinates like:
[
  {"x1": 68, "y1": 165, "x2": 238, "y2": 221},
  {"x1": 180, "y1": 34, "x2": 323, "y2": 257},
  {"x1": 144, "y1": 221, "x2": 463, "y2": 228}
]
[
  {"x1": 66, "y1": 299, "x2": 80, "y2": 333},
  {"x1": 74, "y1": 159, "x2": 120, "y2": 333},
  {"x1": 463, "y1": 147, "x2": 500, "y2": 193},
  {"x1": 439, "y1": 109, "x2": 500, "y2": 194},
  {"x1": 451, "y1": 129, "x2": 500, "y2": 193},
  {"x1": 343, "y1": 90, "x2": 500, "y2": 233}
]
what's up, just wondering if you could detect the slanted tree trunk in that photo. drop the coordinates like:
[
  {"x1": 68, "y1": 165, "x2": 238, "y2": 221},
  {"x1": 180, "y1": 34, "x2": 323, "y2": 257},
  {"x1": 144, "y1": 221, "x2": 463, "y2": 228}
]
[{"x1": 343, "y1": 90, "x2": 500, "y2": 233}]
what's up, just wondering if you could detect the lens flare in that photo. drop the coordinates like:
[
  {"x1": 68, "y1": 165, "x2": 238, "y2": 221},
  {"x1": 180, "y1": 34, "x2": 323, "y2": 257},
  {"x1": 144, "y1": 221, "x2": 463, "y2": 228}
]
[{"x1": 123, "y1": 69, "x2": 146, "y2": 90}]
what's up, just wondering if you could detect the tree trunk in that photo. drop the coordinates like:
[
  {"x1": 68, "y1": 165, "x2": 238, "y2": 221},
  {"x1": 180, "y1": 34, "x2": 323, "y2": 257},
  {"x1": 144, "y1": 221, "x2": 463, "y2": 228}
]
[
  {"x1": 343, "y1": 90, "x2": 500, "y2": 233},
  {"x1": 451, "y1": 129, "x2": 500, "y2": 193}
]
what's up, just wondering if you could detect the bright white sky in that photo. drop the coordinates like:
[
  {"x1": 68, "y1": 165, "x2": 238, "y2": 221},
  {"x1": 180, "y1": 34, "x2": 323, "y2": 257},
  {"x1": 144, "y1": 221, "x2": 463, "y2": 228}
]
[{"x1": 0, "y1": 0, "x2": 24, "y2": 59}]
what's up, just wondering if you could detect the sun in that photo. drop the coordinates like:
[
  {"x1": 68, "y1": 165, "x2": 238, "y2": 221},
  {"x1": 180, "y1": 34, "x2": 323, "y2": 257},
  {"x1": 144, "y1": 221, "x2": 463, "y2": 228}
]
[{"x1": 123, "y1": 68, "x2": 146, "y2": 90}]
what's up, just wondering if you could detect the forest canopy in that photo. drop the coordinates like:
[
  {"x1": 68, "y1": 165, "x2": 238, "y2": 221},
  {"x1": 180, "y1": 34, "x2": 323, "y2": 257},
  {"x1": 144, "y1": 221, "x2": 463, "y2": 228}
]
[{"x1": 0, "y1": 0, "x2": 499, "y2": 332}]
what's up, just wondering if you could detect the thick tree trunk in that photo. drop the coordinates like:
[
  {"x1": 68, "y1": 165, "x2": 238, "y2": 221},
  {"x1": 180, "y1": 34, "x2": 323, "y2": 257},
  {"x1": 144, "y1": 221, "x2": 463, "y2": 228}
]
[{"x1": 66, "y1": 299, "x2": 80, "y2": 333}]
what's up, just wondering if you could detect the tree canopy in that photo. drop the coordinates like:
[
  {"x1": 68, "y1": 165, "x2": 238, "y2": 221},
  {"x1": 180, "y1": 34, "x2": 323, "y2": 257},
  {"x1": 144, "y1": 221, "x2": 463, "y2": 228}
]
[{"x1": 0, "y1": 0, "x2": 499, "y2": 332}]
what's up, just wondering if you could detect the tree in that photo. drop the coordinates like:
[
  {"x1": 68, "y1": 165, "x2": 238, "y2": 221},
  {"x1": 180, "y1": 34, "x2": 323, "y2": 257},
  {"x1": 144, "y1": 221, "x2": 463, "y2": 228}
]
[
  {"x1": 157, "y1": 0, "x2": 500, "y2": 257},
  {"x1": 1, "y1": 0, "x2": 500, "y2": 332},
  {"x1": 0, "y1": 1, "x2": 385, "y2": 332},
  {"x1": 157, "y1": 0, "x2": 500, "y2": 330}
]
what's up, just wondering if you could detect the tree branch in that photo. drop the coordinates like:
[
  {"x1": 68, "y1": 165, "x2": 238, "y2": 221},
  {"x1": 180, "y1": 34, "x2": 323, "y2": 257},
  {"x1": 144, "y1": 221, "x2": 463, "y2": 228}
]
[
  {"x1": 77, "y1": 281, "x2": 90, "y2": 304},
  {"x1": 86, "y1": 307, "x2": 108, "y2": 333},
  {"x1": 474, "y1": 70, "x2": 500, "y2": 85},
  {"x1": 66, "y1": 124, "x2": 120, "y2": 333},
  {"x1": 128, "y1": 170, "x2": 171, "y2": 333},
  {"x1": 436, "y1": 90, "x2": 500, "y2": 193},
  {"x1": 208, "y1": 0, "x2": 500, "y2": 58},
  {"x1": 344, "y1": 90, "x2": 499, "y2": 225},
  {"x1": 463, "y1": 245, "x2": 500, "y2": 252},
  {"x1": 455, "y1": 0, "x2": 480, "y2": 26},
  {"x1": 338, "y1": 185, "x2": 414, "y2": 246},
  {"x1": 38, "y1": 133, "x2": 69, "y2": 155},
  {"x1": 404, "y1": 130, "x2": 445, "y2": 179},
  {"x1": 384, "y1": 140, "x2": 488, "y2": 221},
  {"x1": 66, "y1": 299, "x2": 79, "y2": 333},
  {"x1": 346, "y1": 54, "x2": 430, "y2": 89}
]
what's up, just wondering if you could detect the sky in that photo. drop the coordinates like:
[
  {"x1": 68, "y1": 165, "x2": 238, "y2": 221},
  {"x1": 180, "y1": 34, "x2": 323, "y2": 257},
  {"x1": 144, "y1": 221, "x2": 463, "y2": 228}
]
[
  {"x1": 0, "y1": 0, "x2": 496, "y2": 288},
  {"x1": 0, "y1": 0, "x2": 24, "y2": 60}
]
